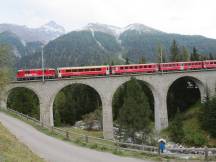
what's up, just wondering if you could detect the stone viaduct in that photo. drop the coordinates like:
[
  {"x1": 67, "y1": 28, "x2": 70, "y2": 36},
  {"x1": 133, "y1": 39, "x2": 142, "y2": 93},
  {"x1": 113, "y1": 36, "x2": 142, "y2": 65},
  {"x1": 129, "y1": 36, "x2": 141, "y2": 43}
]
[{"x1": 0, "y1": 70, "x2": 216, "y2": 139}]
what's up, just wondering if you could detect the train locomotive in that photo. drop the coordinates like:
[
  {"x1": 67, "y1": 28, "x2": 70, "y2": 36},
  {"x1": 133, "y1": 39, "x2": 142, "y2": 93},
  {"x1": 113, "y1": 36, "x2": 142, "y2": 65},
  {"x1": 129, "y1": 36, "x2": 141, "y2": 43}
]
[{"x1": 16, "y1": 60, "x2": 216, "y2": 81}]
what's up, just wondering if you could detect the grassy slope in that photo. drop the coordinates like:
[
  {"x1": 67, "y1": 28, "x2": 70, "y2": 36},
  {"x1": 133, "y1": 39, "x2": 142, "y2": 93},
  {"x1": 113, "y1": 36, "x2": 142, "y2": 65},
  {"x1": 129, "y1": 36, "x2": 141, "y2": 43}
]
[
  {"x1": 62, "y1": 126, "x2": 103, "y2": 138},
  {"x1": 163, "y1": 103, "x2": 216, "y2": 147},
  {"x1": 0, "y1": 122, "x2": 44, "y2": 162}
]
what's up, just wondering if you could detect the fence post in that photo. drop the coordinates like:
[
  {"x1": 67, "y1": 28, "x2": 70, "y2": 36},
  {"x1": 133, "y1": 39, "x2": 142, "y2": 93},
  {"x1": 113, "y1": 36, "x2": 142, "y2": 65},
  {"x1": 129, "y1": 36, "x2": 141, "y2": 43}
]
[
  {"x1": 65, "y1": 131, "x2": 69, "y2": 140},
  {"x1": 204, "y1": 146, "x2": 208, "y2": 161},
  {"x1": 51, "y1": 126, "x2": 54, "y2": 133},
  {"x1": 85, "y1": 135, "x2": 88, "y2": 143}
]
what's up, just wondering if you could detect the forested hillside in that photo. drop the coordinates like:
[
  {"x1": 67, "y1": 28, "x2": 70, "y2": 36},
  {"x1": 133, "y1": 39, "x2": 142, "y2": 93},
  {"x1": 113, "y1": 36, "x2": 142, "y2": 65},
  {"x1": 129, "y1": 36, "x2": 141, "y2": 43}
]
[{"x1": 17, "y1": 23, "x2": 216, "y2": 69}]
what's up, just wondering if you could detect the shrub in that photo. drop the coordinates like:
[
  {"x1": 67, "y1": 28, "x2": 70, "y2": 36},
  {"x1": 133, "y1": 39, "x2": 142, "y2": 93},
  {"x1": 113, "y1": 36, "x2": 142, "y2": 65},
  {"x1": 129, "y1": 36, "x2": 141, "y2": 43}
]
[{"x1": 183, "y1": 128, "x2": 207, "y2": 146}]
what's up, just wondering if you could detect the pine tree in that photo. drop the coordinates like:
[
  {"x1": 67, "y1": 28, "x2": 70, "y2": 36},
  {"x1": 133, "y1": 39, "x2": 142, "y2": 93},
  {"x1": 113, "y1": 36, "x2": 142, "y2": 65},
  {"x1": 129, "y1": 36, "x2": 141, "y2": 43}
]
[
  {"x1": 201, "y1": 96, "x2": 216, "y2": 137},
  {"x1": 169, "y1": 109, "x2": 184, "y2": 143},
  {"x1": 180, "y1": 46, "x2": 190, "y2": 61},
  {"x1": 139, "y1": 56, "x2": 146, "y2": 64},
  {"x1": 125, "y1": 57, "x2": 130, "y2": 65},
  {"x1": 0, "y1": 45, "x2": 13, "y2": 97},
  {"x1": 118, "y1": 77, "x2": 152, "y2": 142},
  {"x1": 7, "y1": 88, "x2": 40, "y2": 119},
  {"x1": 170, "y1": 40, "x2": 180, "y2": 62},
  {"x1": 209, "y1": 53, "x2": 214, "y2": 60},
  {"x1": 190, "y1": 47, "x2": 200, "y2": 61}
]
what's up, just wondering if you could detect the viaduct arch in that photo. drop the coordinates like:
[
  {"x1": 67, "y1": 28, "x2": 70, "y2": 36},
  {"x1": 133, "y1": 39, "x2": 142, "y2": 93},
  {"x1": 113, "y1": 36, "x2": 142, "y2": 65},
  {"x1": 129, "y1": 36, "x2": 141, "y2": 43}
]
[{"x1": 1, "y1": 70, "x2": 216, "y2": 139}]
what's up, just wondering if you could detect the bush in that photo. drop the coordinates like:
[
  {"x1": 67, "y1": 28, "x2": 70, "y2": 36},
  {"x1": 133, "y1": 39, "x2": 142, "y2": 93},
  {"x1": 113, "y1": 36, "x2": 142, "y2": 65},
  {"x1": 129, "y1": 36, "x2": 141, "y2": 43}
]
[
  {"x1": 169, "y1": 110, "x2": 184, "y2": 143},
  {"x1": 200, "y1": 96, "x2": 216, "y2": 137},
  {"x1": 89, "y1": 143, "x2": 98, "y2": 149},
  {"x1": 183, "y1": 128, "x2": 207, "y2": 146}
]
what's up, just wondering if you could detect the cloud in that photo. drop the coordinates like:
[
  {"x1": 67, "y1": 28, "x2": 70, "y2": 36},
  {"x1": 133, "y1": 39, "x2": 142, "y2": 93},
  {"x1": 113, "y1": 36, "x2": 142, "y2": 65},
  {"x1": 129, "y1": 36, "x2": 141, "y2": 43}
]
[{"x1": 0, "y1": 0, "x2": 216, "y2": 38}]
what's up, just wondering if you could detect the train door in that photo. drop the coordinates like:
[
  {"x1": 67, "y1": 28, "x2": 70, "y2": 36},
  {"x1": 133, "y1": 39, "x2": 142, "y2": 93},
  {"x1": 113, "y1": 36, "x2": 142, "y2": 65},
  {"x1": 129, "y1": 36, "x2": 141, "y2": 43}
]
[
  {"x1": 106, "y1": 66, "x2": 110, "y2": 75},
  {"x1": 180, "y1": 63, "x2": 184, "y2": 70}
]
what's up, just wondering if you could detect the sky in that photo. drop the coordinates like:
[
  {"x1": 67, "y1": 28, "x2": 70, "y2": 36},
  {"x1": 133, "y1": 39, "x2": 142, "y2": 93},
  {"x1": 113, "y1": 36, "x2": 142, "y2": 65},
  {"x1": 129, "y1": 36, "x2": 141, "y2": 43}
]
[{"x1": 0, "y1": 0, "x2": 216, "y2": 38}]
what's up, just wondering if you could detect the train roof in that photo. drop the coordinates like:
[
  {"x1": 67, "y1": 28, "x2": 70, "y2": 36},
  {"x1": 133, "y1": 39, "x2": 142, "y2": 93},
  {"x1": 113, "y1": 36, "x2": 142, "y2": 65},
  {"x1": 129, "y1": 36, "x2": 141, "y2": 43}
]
[
  {"x1": 112, "y1": 63, "x2": 157, "y2": 67},
  {"x1": 57, "y1": 65, "x2": 109, "y2": 70},
  {"x1": 161, "y1": 61, "x2": 203, "y2": 64},
  {"x1": 17, "y1": 68, "x2": 55, "y2": 71}
]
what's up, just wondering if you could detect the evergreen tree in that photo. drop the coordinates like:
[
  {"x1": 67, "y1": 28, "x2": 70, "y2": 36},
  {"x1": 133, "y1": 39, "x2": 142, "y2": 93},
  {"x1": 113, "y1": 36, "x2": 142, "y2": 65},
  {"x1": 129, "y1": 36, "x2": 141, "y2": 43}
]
[
  {"x1": 53, "y1": 84, "x2": 102, "y2": 126},
  {"x1": 118, "y1": 77, "x2": 152, "y2": 142},
  {"x1": 190, "y1": 47, "x2": 200, "y2": 61},
  {"x1": 209, "y1": 53, "x2": 214, "y2": 60},
  {"x1": 170, "y1": 40, "x2": 180, "y2": 62},
  {"x1": 7, "y1": 88, "x2": 40, "y2": 119},
  {"x1": 125, "y1": 57, "x2": 130, "y2": 65},
  {"x1": 0, "y1": 45, "x2": 13, "y2": 97},
  {"x1": 180, "y1": 46, "x2": 190, "y2": 61},
  {"x1": 169, "y1": 109, "x2": 184, "y2": 143},
  {"x1": 139, "y1": 56, "x2": 146, "y2": 64},
  {"x1": 200, "y1": 96, "x2": 216, "y2": 137}
]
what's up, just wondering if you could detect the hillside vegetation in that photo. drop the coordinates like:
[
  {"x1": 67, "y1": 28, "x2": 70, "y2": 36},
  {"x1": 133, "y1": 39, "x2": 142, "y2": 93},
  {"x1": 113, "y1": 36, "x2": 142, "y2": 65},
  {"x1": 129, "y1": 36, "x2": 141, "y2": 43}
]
[{"x1": 163, "y1": 103, "x2": 216, "y2": 147}]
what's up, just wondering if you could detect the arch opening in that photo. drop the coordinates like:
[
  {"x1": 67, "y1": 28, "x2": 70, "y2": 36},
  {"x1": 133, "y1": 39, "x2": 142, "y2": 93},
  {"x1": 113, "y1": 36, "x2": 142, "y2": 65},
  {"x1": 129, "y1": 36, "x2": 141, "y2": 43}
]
[
  {"x1": 7, "y1": 87, "x2": 40, "y2": 120},
  {"x1": 167, "y1": 76, "x2": 203, "y2": 120},
  {"x1": 53, "y1": 83, "x2": 103, "y2": 133},
  {"x1": 112, "y1": 77, "x2": 155, "y2": 144}
]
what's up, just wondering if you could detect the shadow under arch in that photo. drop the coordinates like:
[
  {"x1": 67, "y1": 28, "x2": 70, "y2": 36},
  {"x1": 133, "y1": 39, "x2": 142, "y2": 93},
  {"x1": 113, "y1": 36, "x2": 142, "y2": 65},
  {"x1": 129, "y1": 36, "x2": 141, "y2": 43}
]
[
  {"x1": 52, "y1": 83, "x2": 102, "y2": 127},
  {"x1": 166, "y1": 76, "x2": 206, "y2": 120},
  {"x1": 6, "y1": 87, "x2": 40, "y2": 119}
]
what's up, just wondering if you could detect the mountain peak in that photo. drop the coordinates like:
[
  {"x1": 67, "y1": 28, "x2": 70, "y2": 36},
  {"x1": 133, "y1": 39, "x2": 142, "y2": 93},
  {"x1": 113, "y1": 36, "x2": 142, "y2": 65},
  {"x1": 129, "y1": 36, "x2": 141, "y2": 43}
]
[
  {"x1": 83, "y1": 23, "x2": 122, "y2": 36},
  {"x1": 124, "y1": 23, "x2": 163, "y2": 33},
  {"x1": 40, "y1": 21, "x2": 65, "y2": 33}
]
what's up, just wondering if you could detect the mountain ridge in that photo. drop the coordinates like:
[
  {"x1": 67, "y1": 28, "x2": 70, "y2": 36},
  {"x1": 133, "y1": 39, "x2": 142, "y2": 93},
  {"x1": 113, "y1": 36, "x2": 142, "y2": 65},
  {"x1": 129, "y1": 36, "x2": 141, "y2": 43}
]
[
  {"x1": 1, "y1": 21, "x2": 216, "y2": 69},
  {"x1": 0, "y1": 21, "x2": 65, "y2": 43}
]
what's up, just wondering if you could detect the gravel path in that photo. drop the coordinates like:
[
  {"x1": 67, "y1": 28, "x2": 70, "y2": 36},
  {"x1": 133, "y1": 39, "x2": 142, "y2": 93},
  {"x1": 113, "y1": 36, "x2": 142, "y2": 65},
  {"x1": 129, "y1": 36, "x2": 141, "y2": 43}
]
[{"x1": 0, "y1": 112, "x2": 151, "y2": 162}]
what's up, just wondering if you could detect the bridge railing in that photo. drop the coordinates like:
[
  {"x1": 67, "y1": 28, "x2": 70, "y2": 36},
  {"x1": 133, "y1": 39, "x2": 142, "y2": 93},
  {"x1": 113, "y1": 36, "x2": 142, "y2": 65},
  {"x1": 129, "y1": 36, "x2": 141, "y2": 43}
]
[{"x1": 4, "y1": 108, "x2": 216, "y2": 160}]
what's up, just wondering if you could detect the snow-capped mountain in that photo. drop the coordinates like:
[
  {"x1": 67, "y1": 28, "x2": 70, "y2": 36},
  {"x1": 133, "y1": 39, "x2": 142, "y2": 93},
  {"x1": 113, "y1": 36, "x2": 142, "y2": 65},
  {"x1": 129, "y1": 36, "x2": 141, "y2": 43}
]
[
  {"x1": 81, "y1": 23, "x2": 163, "y2": 37},
  {"x1": 82, "y1": 23, "x2": 122, "y2": 37},
  {"x1": 39, "y1": 21, "x2": 65, "y2": 34},
  {"x1": 0, "y1": 21, "x2": 65, "y2": 43},
  {"x1": 124, "y1": 23, "x2": 163, "y2": 33}
]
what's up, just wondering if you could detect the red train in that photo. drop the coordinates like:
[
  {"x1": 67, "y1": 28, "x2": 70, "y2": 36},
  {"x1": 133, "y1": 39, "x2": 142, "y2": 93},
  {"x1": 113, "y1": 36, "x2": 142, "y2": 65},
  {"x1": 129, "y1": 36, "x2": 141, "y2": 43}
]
[
  {"x1": 16, "y1": 60, "x2": 216, "y2": 80},
  {"x1": 16, "y1": 68, "x2": 56, "y2": 80}
]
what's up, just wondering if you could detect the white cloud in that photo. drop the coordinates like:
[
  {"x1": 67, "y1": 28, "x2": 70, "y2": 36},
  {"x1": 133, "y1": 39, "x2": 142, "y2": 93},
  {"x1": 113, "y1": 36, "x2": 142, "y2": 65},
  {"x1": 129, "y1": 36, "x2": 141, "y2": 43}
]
[{"x1": 0, "y1": 0, "x2": 216, "y2": 38}]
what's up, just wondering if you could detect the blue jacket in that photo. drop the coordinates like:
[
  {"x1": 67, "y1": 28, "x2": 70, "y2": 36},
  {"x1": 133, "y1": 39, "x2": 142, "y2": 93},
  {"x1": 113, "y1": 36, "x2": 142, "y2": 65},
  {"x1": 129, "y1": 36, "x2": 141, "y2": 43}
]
[{"x1": 159, "y1": 142, "x2": 165, "y2": 150}]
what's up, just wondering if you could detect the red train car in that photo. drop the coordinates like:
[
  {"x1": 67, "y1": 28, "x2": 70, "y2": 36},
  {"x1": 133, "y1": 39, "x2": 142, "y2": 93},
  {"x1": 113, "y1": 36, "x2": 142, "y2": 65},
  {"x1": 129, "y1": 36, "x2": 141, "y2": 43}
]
[
  {"x1": 111, "y1": 63, "x2": 158, "y2": 75},
  {"x1": 57, "y1": 65, "x2": 110, "y2": 78},
  {"x1": 16, "y1": 68, "x2": 56, "y2": 80},
  {"x1": 160, "y1": 61, "x2": 203, "y2": 72},
  {"x1": 159, "y1": 62, "x2": 182, "y2": 71},
  {"x1": 203, "y1": 60, "x2": 216, "y2": 69},
  {"x1": 182, "y1": 61, "x2": 203, "y2": 70}
]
